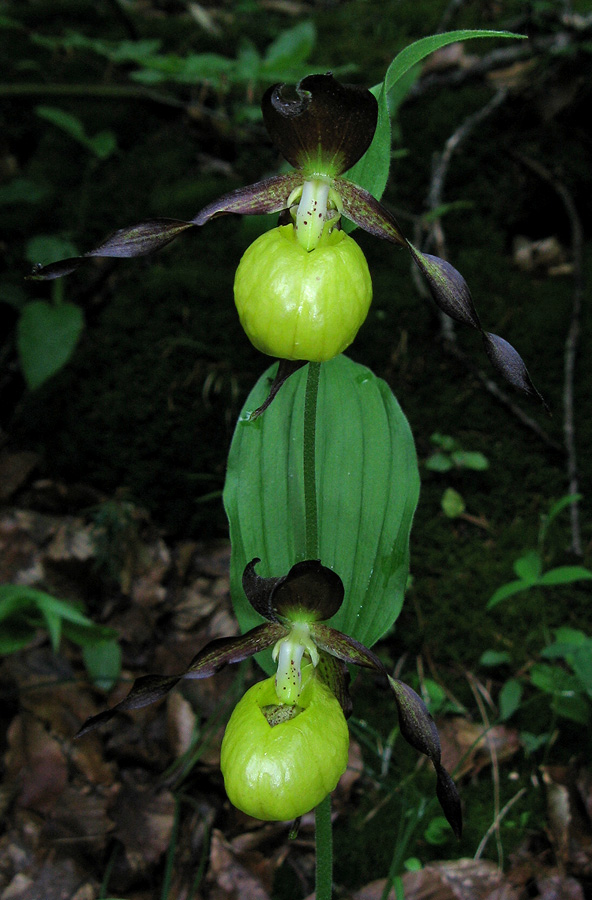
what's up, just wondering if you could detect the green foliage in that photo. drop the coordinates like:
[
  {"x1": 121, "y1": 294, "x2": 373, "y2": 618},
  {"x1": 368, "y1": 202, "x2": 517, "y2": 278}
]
[
  {"x1": 36, "y1": 105, "x2": 117, "y2": 160},
  {"x1": 487, "y1": 495, "x2": 592, "y2": 609},
  {"x1": 0, "y1": 584, "x2": 120, "y2": 688},
  {"x1": 27, "y1": 21, "x2": 348, "y2": 119},
  {"x1": 224, "y1": 355, "x2": 420, "y2": 664},
  {"x1": 425, "y1": 433, "x2": 489, "y2": 473},
  {"x1": 16, "y1": 236, "x2": 84, "y2": 389},
  {"x1": 17, "y1": 299, "x2": 83, "y2": 389},
  {"x1": 483, "y1": 495, "x2": 592, "y2": 744},
  {"x1": 345, "y1": 30, "x2": 525, "y2": 206},
  {"x1": 440, "y1": 486, "x2": 466, "y2": 519}
]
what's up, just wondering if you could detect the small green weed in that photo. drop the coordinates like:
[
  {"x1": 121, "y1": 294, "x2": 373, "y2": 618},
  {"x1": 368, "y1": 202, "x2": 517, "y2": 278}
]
[{"x1": 0, "y1": 584, "x2": 120, "y2": 689}]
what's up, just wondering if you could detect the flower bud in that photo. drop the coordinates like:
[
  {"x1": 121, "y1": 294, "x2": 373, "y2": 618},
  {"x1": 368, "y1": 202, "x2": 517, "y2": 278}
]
[
  {"x1": 233, "y1": 224, "x2": 372, "y2": 361},
  {"x1": 220, "y1": 673, "x2": 349, "y2": 821}
]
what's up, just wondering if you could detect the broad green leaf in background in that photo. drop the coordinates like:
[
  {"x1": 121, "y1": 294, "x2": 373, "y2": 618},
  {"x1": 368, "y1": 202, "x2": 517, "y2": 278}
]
[
  {"x1": 499, "y1": 678, "x2": 523, "y2": 720},
  {"x1": 344, "y1": 29, "x2": 526, "y2": 210},
  {"x1": 487, "y1": 579, "x2": 531, "y2": 608},
  {"x1": 540, "y1": 492, "x2": 582, "y2": 542},
  {"x1": 441, "y1": 487, "x2": 465, "y2": 518},
  {"x1": 17, "y1": 300, "x2": 84, "y2": 390},
  {"x1": 513, "y1": 550, "x2": 542, "y2": 583},
  {"x1": 0, "y1": 178, "x2": 49, "y2": 206},
  {"x1": 224, "y1": 356, "x2": 419, "y2": 671},
  {"x1": 36, "y1": 105, "x2": 117, "y2": 160},
  {"x1": 480, "y1": 649, "x2": 512, "y2": 667},
  {"x1": 451, "y1": 450, "x2": 489, "y2": 471},
  {"x1": 82, "y1": 639, "x2": 123, "y2": 691},
  {"x1": 538, "y1": 565, "x2": 592, "y2": 586},
  {"x1": 263, "y1": 20, "x2": 316, "y2": 70},
  {"x1": 425, "y1": 451, "x2": 452, "y2": 472},
  {"x1": 25, "y1": 235, "x2": 79, "y2": 266},
  {"x1": 0, "y1": 584, "x2": 120, "y2": 684}
]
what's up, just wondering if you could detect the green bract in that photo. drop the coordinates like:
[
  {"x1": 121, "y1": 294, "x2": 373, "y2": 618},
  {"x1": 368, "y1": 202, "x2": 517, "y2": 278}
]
[
  {"x1": 221, "y1": 671, "x2": 349, "y2": 821},
  {"x1": 234, "y1": 224, "x2": 372, "y2": 362}
]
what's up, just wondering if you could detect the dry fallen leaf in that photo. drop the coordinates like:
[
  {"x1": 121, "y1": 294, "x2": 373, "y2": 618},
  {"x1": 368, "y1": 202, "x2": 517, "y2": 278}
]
[
  {"x1": 542, "y1": 765, "x2": 592, "y2": 878},
  {"x1": 438, "y1": 717, "x2": 521, "y2": 779},
  {"x1": 5, "y1": 714, "x2": 68, "y2": 814},
  {"x1": 208, "y1": 828, "x2": 272, "y2": 900},
  {"x1": 354, "y1": 858, "x2": 520, "y2": 900},
  {"x1": 112, "y1": 773, "x2": 176, "y2": 868}
]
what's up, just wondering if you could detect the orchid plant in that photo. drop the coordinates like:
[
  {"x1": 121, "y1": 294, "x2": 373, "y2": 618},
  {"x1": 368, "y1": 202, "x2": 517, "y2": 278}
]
[
  {"x1": 33, "y1": 27, "x2": 547, "y2": 900},
  {"x1": 32, "y1": 72, "x2": 541, "y2": 403},
  {"x1": 78, "y1": 557, "x2": 461, "y2": 832}
]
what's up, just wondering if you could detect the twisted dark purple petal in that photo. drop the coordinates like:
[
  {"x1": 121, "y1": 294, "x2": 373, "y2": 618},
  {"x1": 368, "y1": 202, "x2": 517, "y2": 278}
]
[
  {"x1": 192, "y1": 173, "x2": 302, "y2": 225},
  {"x1": 29, "y1": 219, "x2": 196, "y2": 280},
  {"x1": 335, "y1": 178, "x2": 406, "y2": 246},
  {"x1": 76, "y1": 622, "x2": 283, "y2": 738}
]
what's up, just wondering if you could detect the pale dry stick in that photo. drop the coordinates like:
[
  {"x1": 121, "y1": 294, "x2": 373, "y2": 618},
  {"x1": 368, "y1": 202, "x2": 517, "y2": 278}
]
[
  {"x1": 427, "y1": 88, "x2": 508, "y2": 344},
  {"x1": 406, "y1": 31, "x2": 577, "y2": 102},
  {"x1": 437, "y1": 0, "x2": 469, "y2": 33},
  {"x1": 405, "y1": 89, "x2": 562, "y2": 452},
  {"x1": 474, "y1": 787, "x2": 527, "y2": 861},
  {"x1": 466, "y1": 670, "x2": 503, "y2": 868},
  {"x1": 511, "y1": 153, "x2": 584, "y2": 555}
]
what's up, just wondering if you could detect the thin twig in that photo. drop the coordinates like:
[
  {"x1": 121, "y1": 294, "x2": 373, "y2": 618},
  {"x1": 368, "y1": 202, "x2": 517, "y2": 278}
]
[
  {"x1": 404, "y1": 89, "x2": 562, "y2": 451},
  {"x1": 427, "y1": 89, "x2": 508, "y2": 343},
  {"x1": 467, "y1": 671, "x2": 503, "y2": 868},
  {"x1": 437, "y1": 0, "x2": 469, "y2": 33},
  {"x1": 474, "y1": 787, "x2": 527, "y2": 860},
  {"x1": 406, "y1": 32, "x2": 576, "y2": 102},
  {"x1": 512, "y1": 153, "x2": 584, "y2": 554}
]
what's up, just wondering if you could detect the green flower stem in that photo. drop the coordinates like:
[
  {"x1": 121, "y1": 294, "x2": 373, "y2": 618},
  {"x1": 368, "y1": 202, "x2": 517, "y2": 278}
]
[
  {"x1": 315, "y1": 793, "x2": 333, "y2": 900},
  {"x1": 303, "y1": 361, "x2": 321, "y2": 559},
  {"x1": 302, "y1": 361, "x2": 334, "y2": 898}
]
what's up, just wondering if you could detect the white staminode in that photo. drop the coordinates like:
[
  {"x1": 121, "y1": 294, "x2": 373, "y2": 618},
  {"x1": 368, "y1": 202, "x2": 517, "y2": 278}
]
[{"x1": 272, "y1": 621, "x2": 320, "y2": 704}]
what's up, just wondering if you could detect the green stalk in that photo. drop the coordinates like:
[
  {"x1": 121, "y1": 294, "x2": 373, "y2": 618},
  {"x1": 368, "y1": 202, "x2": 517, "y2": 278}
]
[
  {"x1": 302, "y1": 361, "x2": 333, "y2": 899},
  {"x1": 303, "y1": 361, "x2": 320, "y2": 559}
]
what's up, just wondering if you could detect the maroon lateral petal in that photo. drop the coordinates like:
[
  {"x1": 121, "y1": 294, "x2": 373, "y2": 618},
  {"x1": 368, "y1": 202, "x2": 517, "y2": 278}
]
[
  {"x1": 184, "y1": 622, "x2": 286, "y2": 677},
  {"x1": 482, "y1": 332, "x2": 549, "y2": 409},
  {"x1": 262, "y1": 73, "x2": 378, "y2": 177},
  {"x1": 388, "y1": 676, "x2": 462, "y2": 838},
  {"x1": 311, "y1": 623, "x2": 384, "y2": 671},
  {"x1": 29, "y1": 218, "x2": 196, "y2": 281},
  {"x1": 316, "y1": 650, "x2": 353, "y2": 718},
  {"x1": 407, "y1": 243, "x2": 482, "y2": 329},
  {"x1": 335, "y1": 178, "x2": 407, "y2": 247},
  {"x1": 76, "y1": 622, "x2": 282, "y2": 738},
  {"x1": 192, "y1": 173, "x2": 302, "y2": 226},
  {"x1": 250, "y1": 359, "x2": 307, "y2": 420},
  {"x1": 407, "y1": 243, "x2": 547, "y2": 408}
]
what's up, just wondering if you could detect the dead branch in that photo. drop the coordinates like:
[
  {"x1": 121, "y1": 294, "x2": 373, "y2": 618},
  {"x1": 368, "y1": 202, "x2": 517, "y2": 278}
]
[{"x1": 511, "y1": 153, "x2": 585, "y2": 554}]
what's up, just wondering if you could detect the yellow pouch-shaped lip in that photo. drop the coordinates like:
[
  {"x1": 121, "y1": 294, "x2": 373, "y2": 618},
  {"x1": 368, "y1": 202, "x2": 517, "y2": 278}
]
[
  {"x1": 220, "y1": 674, "x2": 349, "y2": 821},
  {"x1": 233, "y1": 224, "x2": 372, "y2": 362}
]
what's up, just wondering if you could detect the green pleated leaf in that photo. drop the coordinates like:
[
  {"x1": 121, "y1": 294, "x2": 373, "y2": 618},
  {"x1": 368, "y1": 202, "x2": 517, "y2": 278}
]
[{"x1": 223, "y1": 355, "x2": 419, "y2": 671}]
